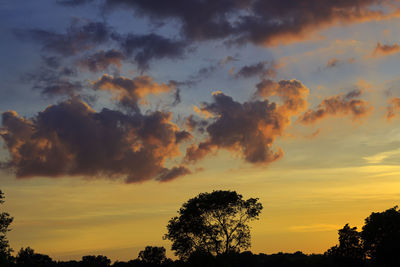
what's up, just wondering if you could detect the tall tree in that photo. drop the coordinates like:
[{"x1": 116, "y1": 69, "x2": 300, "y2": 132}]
[
  {"x1": 362, "y1": 206, "x2": 400, "y2": 267},
  {"x1": 0, "y1": 190, "x2": 13, "y2": 261},
  {"x1": 164, "y1": 190, "x2": 263, "y2": 259},
  {"x1": 325, "y1": 224, "x2": 364, "y2": 266}
]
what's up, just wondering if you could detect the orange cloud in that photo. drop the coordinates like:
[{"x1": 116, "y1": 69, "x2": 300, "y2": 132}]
[
  {"x1": 92, "y1": 75, "x2": 174, "y2": 112},
  {"x1": 185, "y1": 79, "x2": 310, "y2": 165},
  {"x1": 298, "y1": 90, "x2": 372, "y2": 124},
  {"x1": 373, "y1": 42, "x2": 400, "y2": 57},
  {"x1": 386, "y1": 97, "x2": 400, "y2": 120}
]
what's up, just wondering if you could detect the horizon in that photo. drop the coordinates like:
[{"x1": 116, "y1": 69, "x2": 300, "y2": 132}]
[{"x1": 2, "y1": 0, "x2": 400, "y2": 262}]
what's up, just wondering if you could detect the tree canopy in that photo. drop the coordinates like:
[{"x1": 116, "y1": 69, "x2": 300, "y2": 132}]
[
  {"x1": 164, "y1": 190, "x2": 263, "y2": 259},
  {"x1": 361, "y1": 206, "x2": 400, "y2": 266},
  {"x1": 325, "y1": 224, "x2": 364, "y2": 266},
  {"x1": 138, "y1": 246, "x2": 168, "y2": 265}
]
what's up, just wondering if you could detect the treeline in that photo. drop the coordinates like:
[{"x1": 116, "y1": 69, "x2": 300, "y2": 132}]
[
  {"x1": 0, "y1": 247, "x2": 371, "y2": 267},
  {"x1": 2, "y1": 190, "x2": 400, "y2": 266}
]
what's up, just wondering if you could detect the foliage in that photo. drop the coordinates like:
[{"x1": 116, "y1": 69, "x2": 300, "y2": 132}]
[
  {"x1": 361, "y1": 206, "x2": 400, "y2": 266},
  {"x1": 16, "y1": 246, "x2": 54, "y2": 267},
  {"x1": 81, "y1": 255, "x2": 111, "y2": 267},
  {"x1": 138, "y1": 246, "x2": 167, "y2": 265},
  {"x1": 324, "y1": 224, "x2": 364, "y2": 266},
  {"x1": 0, "y1": 190, "x2": 13, "y2": 261},
  {"x1": 164, "y1": 190, "x2": 263, "y2": 259}
]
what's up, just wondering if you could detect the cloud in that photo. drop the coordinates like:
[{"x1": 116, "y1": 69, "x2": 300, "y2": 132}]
[
  {"x1": 157, "y1": 166, "x2": 191, "y2": 182},
  {"x1": 16, "y1": 20, "x2": 111, "y2": 56},
  {"x1": 184, "y1": 81, "x2": 310, "y2": 164},
  {"x1": 105, "y1": 0, "x2": 399, "y2": 46},
  {"x1": 235, "y1": 61, "x2": 277, "y2": 79},
  {"x1": 386, "y1": 97, "x2": 400, "y2": 120},
  {"x1": 298, "y1": 89, "x2": 372, "y2": 124},
  {"x1": 255, "y1": 79, "x2": 309, "y2": 114},
  {"x1": 363, "y1": 148, "x2": 400, "y2": 164},
  {"x1": 78, "y1": 50, "x2": 125, "y2": 72},
  {"x1": 117, "y1": 33, "x2": 188, "y2": 71},
  {"x1": 219, "y1": 55, "x2": 239, "y2": 65},
  {"x1": 22, "y1": 60, "x2": 81, "y2": 97},
  {"x1": 92, "y1": 74, "x2": 175, "y2": 112},
  {"x1": 373, "y1": 42, "x2": 400, "y2": 57},
  {"x1": 326, "y1": 57, "x2": 355, "y2": 68},
  {"x1": 0, "y1": 98, "x2": 191, "y2": 183}
]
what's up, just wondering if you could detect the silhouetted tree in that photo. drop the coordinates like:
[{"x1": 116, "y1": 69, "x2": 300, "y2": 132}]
[
  {"x1": 0, "y1": 190, "x2": 13, "y2": 264},
  {"x1": 16, "y1": 247, "x2": 54, "y2": 267},
  {"x1": 164, "y1": 190, "x2": 263, "y2": 259},
  {"x1": 324, "y1": 224, "x2": 364, "y2": 266},
  {"x1": 138, "y1": 246, "x2": 168, "y2": 265},
  {"x1": 81, "y1": 255, "x2": 111, "y2": 267},
  {"x1": 362, "y1": 206, "x2": 400, "y2": 267}
]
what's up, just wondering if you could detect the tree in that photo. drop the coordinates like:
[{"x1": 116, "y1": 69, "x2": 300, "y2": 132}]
[
  {"x1": 138, "y1": 246, "x2": 168, "y2": 265},
  {"x1": 164, "y1": 190, "x2": 263, "y2": 259},
  {"x1": 0, "y1": 190, "x2": 13, "y2": 262},
  {"x1": 324, "y1": 224, "x2": 364, "y2": 266},
  {"x1": 16, "y1": 247, "x2": 54, "y2": 267},
  {"x1": 81, "y1": 255, "x2": 111, "y2": 267},
  {"x1": 361, "y1": 206, "x2": 400, "y2": 266}
]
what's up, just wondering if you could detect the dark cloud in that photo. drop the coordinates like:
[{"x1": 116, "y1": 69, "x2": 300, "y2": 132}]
[
  {"x1": 185, "y1": 90, "x2": 305, "y2": 164},
  {"x1": 78, "y1": 50, "x2": 125, "y2": 72},
  {"x1": 235, "y1": 61, "x2": 277, "y2": 79},
  {"x1": 0, "y1": 98, "x2": 191, "y2": 183},
  {"x1": 184, "y1": 80, "x2": 310, "y2": 164},
  {"x1": 105, "y1": 0, "x2": 397, "y2": 46},
  {"x1": 298, "y1": 89, "x2": 372, "y2": 124},
  {"x1": 185, "y1": 115, "x2": 209, "y2": 133},
  {"x1": 23, "y1": 60, "x2": 81, "y2": 97},
  {"x1": 171, "y1": 88, "x2": 181, "y2": 106},
  {"x1": 117, "y1": 33, "x2": 188, "y2": 71},
  {"x1": 15, "y1": 20, "x2": 111, "y2": 56},
  {"x1": 373, "y1": 42, "x2": 400, "y2": 57},
  {"x1": 157, "y1": 166, "x2": 191, "y2": 182},
  {"x1": 92, "y1": 74, "x2": 175, "y2": 112},
  {"x1": 386, "y1": 97, "x2": 400, "y2": 120}
]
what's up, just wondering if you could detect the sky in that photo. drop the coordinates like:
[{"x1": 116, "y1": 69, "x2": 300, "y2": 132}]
[{"x1": 2, "y1": 0, "x2": 400, "y2": 262}]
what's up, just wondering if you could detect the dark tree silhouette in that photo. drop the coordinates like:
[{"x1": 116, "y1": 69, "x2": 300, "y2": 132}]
[
  {"x1": 324, "y1": 224, "x2": 364, "y2": 266},
  {"x1": 138, "y1": 246, "x2": 168, "y2": 265},
  {"x1": 164, "y1": 190, "x2": 263, "y2": 259},
  {"x1": 16, "y1": 247, "x2": 54, "y2": 267},
  {"x1": 0, "y1": 190, "x2": 13, "y2": 263},
  {"x1": 361, "y1": 206, "x2": 400, "y2": 267},
  {"x1": 81, "y1": 255, "x2": 111, "y2": 267}
]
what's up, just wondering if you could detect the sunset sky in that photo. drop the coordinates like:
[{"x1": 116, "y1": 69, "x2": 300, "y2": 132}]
[{"x1": 2, "y1": 0, "x2": 400, "y2": 262}]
